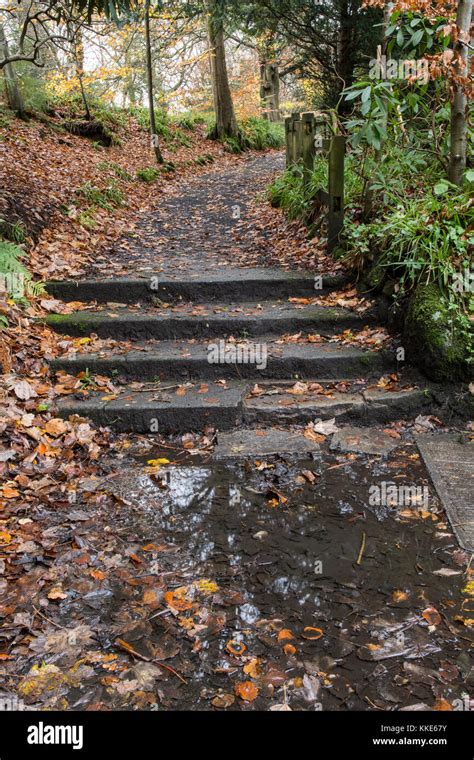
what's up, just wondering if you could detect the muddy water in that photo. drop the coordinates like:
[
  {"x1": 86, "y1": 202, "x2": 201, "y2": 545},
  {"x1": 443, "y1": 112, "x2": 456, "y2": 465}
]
[{"x1": 97, "y1": 444, "x2": 472, "y2": 711}]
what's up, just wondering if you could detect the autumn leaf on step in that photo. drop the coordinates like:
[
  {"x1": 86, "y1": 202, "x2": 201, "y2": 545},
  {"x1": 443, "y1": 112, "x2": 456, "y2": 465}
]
[
  {"x1": 303, "y1": 427, "x2": 326, "y2": 443},
  {"x1": 288, "y1": 297, "x2": 311, "y2": 304},
  {"x1": 313, "y1": 418, "x2": 339, "y2": 435},
  {"x1": 287, "y1": 381, "x2": 308, "y2": 395},
  {"x1": 44, "y1": 418, "x2": 69, "y2": 437}
]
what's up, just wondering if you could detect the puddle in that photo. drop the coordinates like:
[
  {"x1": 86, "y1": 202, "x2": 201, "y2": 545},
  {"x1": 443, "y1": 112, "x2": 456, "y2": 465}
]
[
  {"x1": 5, "y1": 443, "x2": 472, "y2": 711},
  {"x1": 61, "y1": 445, "x2": 472, "y2": 711}
]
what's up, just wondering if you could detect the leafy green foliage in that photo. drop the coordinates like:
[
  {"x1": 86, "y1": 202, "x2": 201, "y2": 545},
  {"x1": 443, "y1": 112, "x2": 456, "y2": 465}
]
[
  {"x1": 0, "y1": 241, "x2": 44, "y2": 301},
  {"x1": 136, "y1": 166, "x2": 161, "y2": 182},
  {"x1": 0, "y1": 218, "x2": 27, "y2": 244},
  {"x1": 240, "y1": 118, "x2": 285, "y2": 150},
  {"x1": 97, "y1": 161, "x2": 132, "y2": 181},
  {"x1": 75, "y1": 180, "x2": 125, "y2": 209},
  {"x1": 172, "y1": 113, "x2": 207, "y2": 130},
  {"x1": 268, "y1": 154, "x2": 361, "y2": 222},
  {"x1": 212, "y1": 117, "x2": 284, "y2": 153}
]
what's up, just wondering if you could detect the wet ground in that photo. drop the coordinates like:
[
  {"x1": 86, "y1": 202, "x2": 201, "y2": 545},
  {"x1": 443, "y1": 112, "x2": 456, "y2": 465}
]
[{"x1": 3, "y1": 437, "x2": 472, "y2": 712}]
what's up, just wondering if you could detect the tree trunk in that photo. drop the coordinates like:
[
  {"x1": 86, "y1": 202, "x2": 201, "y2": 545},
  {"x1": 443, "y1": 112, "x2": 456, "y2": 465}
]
[
  {"x1": 335, "y1": 0, "x2": 355, "y2": 112},
  {"x1": 207, "y1": 0, "x2": 239, "y2": 141},
  {"x1": 0, "y1": 23, "x2": 26, "y2": 118},
  {"x1": 448, "y1": 0, "x2": 472, "y2": 186},
  {"x1": 73, "y1": 25, "x2": 91, "y2": 120},
  {"x1": 145, "y1": 0, "x2": 164, "y2": 164},
  {"x1": 260, "y1": 60, "x2": 280, "y2": 121}
]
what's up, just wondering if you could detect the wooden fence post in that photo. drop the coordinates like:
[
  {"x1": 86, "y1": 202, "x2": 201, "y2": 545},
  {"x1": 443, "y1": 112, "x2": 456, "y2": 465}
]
[
  {"x1": 284, "y1": 116, "x2": 292, "y2": 167},
  {"x1": 327, "y1": 135, "x2": 346, "y2": 252},
  {"x1": 291, "y1": 112, "x2": 301, "y2": 165},
  {"x1": 301, "y1": 111, "x2": 316, "y2": 184}
]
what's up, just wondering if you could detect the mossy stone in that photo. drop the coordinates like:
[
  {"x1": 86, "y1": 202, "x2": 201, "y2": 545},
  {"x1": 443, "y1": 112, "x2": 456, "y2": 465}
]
[{"x1": 403, "y1": 283, "x2": 471, "y2": 382}]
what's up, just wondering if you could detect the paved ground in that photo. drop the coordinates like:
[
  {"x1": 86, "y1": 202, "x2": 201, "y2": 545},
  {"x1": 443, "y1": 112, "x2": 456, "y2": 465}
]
[{"x1": 417, "y1": 434, "x2": 474, "y2": 551}]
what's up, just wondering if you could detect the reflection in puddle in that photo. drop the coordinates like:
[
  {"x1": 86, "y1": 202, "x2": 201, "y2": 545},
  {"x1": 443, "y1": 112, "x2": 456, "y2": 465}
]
[{"x1": 90, "y1": 447, "x2": 473, "y2": 710}]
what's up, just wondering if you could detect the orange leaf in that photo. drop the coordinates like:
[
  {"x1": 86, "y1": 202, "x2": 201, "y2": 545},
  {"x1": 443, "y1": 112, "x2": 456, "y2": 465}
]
[
  {"x1": 235, "y1": 681, "x2": 259, "y2": 702},
  {"x1": 164, "y1": 589, "x2": 192, "y2": 612},
  {"x1": 392, "y1": 590, "x2": 409, "y2": 603},
  {"x1": 434, "y1": 697, "x2": 453, "y2": 711},
  {"x1": 422, "y1": 606, "x2": 441, "y2": 626},
  {"x1": 226, "y1": 640, "x2": 247, "y2": 656},
  {"x1": 302, "y1": 626, "x2": 324, "y2": 640},
  {"x1": 90, "y1": 569, "x2": 106, "y2": 581},
  {"x1": 1, "y1": 487, "x2": 19, "y2": 499},
  {"x1": 243, "y1": 658, "x2": 262, "y2": 678}
]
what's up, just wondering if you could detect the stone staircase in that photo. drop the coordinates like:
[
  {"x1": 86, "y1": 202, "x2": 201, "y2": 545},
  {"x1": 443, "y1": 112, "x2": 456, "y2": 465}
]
[{"x1": 45, "y1": 269, "x2": 433, "y2": 434}]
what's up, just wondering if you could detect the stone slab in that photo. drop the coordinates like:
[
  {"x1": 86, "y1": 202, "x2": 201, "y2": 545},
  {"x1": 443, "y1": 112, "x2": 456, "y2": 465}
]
[
  {"x1": 416, "y1": 433, "x2": 474, "y2": 551},
  {"x1": 213, "y1": 428, "x2": 320, "y2": 459},
  {"x1": 330, "y1": 426, "x2": 400, "y2": 456}
]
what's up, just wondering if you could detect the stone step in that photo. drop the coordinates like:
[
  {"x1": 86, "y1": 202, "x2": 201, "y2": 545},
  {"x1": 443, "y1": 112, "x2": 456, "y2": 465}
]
[
  {"x1": 45, "y1": 301, "x2": 379, "y2": 340},
  {"x1": 45, "y1": 269, "x2": 348, "y2": 304},
  {"x1": 244, "y1": 385, "x2": 431, "y2": 426},
  {"x1": 53, "y1": 380, "x2": 432, "y2": 434},
  {"x1": 51, "y1": 340, "x2": 393, "y2": 380}
]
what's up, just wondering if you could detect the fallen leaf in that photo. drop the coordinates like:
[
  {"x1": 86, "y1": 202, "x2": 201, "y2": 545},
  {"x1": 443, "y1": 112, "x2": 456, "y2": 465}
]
[{"x1": 234, "y1": 681, "x2": 259, "y2": 702}]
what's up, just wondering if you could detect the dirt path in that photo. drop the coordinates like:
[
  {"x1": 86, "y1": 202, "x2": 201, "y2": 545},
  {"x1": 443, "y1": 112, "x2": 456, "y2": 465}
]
[{"x1": 86, "y1": 152, "x2": 286, "y2": 279}]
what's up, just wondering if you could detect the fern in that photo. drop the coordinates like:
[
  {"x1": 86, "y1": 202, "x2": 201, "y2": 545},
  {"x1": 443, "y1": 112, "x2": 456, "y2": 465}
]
[{"x1": 0, "y1": 240, "x2": 44, "y2": 298}]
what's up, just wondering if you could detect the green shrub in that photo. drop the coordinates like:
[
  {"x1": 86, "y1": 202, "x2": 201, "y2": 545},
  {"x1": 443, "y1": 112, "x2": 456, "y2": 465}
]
[
  {"x1": 268, "y1": 154, "x2": 361, "y2": 222},
  {"x1": 341, "y1": 183, "x2": 474, "y2": 296},
  {"x1": 240, "y1": 117, "x2": 285, "y2": 150},
  {"x1": 75, "y1": 180, "x2": 125, "y2": 209},
  {"x1": 207, "y1": 117, "x2": 284, "y2": 152},
  {"x1": 172, "y1": 113, "x2": 206, "y2": 130},
  {"x1": 0, "y1": 218, "x2": 27, "y2": 244},
  {"x1": 136, "y1": 166, "x2": 161, "y2": 182},
  {"x1": 97, "y1": 161, "x2": 132, "y2": 181}
]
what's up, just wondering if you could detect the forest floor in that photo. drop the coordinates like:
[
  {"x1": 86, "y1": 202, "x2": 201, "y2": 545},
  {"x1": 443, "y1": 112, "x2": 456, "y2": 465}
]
[{"x1": 0, "y1": 122, "x2": 473, "y2": 712}]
